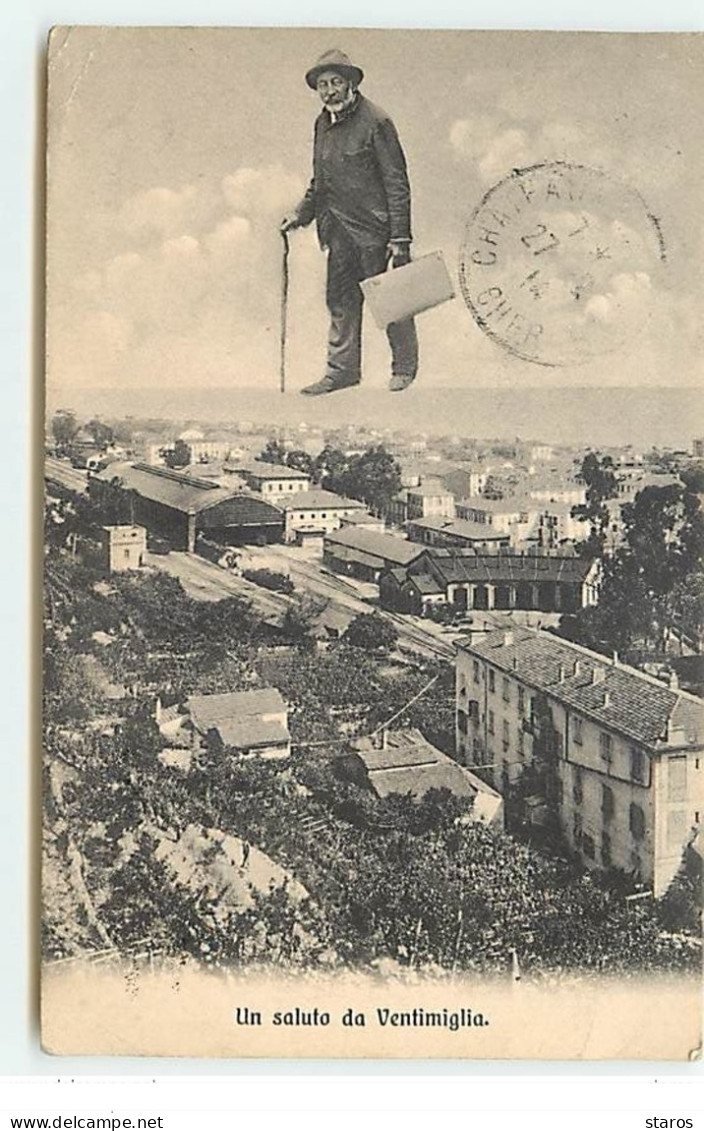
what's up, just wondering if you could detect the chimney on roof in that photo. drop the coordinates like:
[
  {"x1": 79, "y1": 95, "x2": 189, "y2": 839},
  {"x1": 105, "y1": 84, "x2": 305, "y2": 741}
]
[
  {"x1": 592, "y1": 666, "x2": 606, "y2": 685},
  {"x1": 557, "y1": 663, "x2": 566, "y2": 683},
  {"x1": 603, "y1": 690, "x2": 610, "y2": 708},
  {"x1": 503, "y1": 629, "x2": 514, "y2": 646},
  {"x1": 612, "y1": 651, "x2": 619, "y2": 666},
  {"x1": 573, "y1": 659, "x2": 582, "y2": 676},
  {"x1": 668, "y1": 671, "x2": 679, "y2": 691},
  {"x1": 380, "y1": 729, "x2": 388, "y2": 751}
]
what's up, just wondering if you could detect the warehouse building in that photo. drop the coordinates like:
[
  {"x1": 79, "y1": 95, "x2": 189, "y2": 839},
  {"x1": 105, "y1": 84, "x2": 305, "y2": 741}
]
[
  {"x1": 323, "y1": 526, "x2": 424, "y2": 583},
  {"x1": 380, "y1": 549, "x2": 600, "y2": 616},
  {"x1": 90, "y1": 462, "x2": 284, "y2": 551}
]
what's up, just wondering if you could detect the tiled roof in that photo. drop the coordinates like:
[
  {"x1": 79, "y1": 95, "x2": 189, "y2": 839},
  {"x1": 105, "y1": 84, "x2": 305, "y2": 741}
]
[
  {"x1": 159, "y1": 703, "x2": 183, "y2": 727},
  {"x1": 238, "y1": 462, "x2": 311, "y2": 480},
  {"x1": 213, "y1": 718, "x2": 290, "y2": 750},
  {"x1": 325, "y1": 543, "x2": 383, "y2": 570},
  {"x1": 92, "y1": 462, "x2": 239, "y2": 514},
  {"x1": 187, "y1": 687, "x2": 286, "y2": 734},
  {"x1": 420, "y1": 550, "x2": 591, "y2": 585},
  {"x1": 457, "y1": 497, "x2": 533, "y2": 514},
  {"x1": 444, "y1": 520, "x2": 509, "y2": 540},
  {"x1": 461, "y1": 627, "x2": 704, "y2": 749},
  {"x1": 406, "y1": 573, "x2": 443, "y2": 596},
  {"x1": 324, "y1": 526, "x2": 424, "y2": 566},
  {"x1": 408, "y1": 517, "x2": 509, "y2": 541},
  {"x1": 353, "y1": 729, "x2": 499, "y2": 802},
  {"x1": 279, "y1": 489, "x2": 365, "y2": 511}
]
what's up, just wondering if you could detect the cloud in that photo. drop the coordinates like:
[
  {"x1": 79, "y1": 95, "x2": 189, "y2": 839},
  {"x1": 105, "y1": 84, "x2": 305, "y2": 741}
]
[
  {"x1": 585, "y1": 271, "x2": 651, "y2": 324},
  {"x1": 222, "y1": 165, "x2": 305, "y2": 220},
  {"x1": 49, "y1": 163, "x2": 325, "y2": 389},
  {"x1": 478, "y1": 129, "x2": 532, "y2": 182},
  {"x1": 119, "y1": 185, "x2": 200, "y2": 240},
  {"x1": 450, "y1": 112, "x2": 606, "y2": 185}
]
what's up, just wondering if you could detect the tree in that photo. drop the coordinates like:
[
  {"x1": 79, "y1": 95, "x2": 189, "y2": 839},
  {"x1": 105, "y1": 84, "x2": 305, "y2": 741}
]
[
  {"x1": 163, "y1": 440, "x2": 190, "y2": 469},
  {"x1": 344, "y1": 612, "x2": 398, "y2": 651},
  {"x1": 680, "y1": 463, "x2": 704, "y2": 495},
  {"x1": 280, "y1": 594, "x2": 327, "y2": 650},
  {"x1": 560, "y1": 482, "x2": 704, "y2": 654},
  {"x1": 313, "y1": 445, "x2": 348, "y2": 485},
  {"x1": 285, "y1": 449, "x2": 315, "y2": 476},
  {"x1": 325, "y1": 446, "x2": 402, "y2": 514},
  {"x1": 572, "y1": 453, "x2": 618, "y2": 557},
  {"x1": 86, "y1": 418, "x2": 114, "y2": 450},
  {"x1": 259, "y1": 438, "x2": 287, "y2": 465},
  {"x1": 51, "y1": 410, "x2": 79, "y2": 451},
  {"x1": 621, "y1": 484, "x2": 704, "y2": 598},
  {"x1": 110, "y1": 418, "x2": 135, "y2": 446}
]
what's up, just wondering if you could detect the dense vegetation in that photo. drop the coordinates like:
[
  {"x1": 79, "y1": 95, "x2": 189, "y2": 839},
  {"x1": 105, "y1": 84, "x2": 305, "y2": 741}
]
[{"x1": 42, "y1": 539, "x2": 700, "y2": 977}]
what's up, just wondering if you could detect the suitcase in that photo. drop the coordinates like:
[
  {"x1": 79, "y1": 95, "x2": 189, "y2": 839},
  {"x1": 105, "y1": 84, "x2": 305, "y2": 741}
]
[{"x1": 360, "y1": 250, "x2": 455, "y2": 329}]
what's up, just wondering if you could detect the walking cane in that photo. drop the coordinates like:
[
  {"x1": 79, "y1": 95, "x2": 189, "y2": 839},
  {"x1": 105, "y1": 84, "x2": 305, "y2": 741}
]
[{"x1": 279, "y1": 229, "x2": 290, "y2": 394}]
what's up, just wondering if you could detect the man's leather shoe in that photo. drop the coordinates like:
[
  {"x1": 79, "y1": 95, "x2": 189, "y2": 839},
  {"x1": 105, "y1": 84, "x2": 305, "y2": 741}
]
[
  {"x1": 389, "y1": 372, "x2": 417, "y2": 392},
  {"x1": 300, "y1": 375, "x2": 360, "y2": 396}
]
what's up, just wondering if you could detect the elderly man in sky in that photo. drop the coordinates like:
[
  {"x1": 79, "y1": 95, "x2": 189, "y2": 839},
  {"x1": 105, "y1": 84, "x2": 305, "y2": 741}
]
[{"x1": 281, "y1": 49, "x2": 419, "y2": 396}]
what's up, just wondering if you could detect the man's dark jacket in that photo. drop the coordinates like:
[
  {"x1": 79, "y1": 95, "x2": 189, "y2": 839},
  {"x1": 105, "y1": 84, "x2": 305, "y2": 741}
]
[{"x1": 294, "y1": 94, "x2": 412, "y2": 251}]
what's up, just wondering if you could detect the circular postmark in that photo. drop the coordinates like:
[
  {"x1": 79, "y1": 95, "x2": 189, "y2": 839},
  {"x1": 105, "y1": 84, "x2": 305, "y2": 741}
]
[{"x1": 458, "y1": 162, "x2": 666, "y2": 367}]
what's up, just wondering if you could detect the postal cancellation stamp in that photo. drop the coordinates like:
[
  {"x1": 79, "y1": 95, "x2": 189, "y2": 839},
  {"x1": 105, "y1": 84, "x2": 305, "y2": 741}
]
[{"x1": 458, "y1": 161, "x2": 667, "y2": 367}]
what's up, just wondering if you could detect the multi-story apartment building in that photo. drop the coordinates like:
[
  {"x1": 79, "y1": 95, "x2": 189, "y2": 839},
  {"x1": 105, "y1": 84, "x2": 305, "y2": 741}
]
[
  {"x1": 277, "y1": 488, "x2": 366, "y2": 542},
  {"x1": 405, "y1": 479, "x2": 456, "y2": 521},
  {"x1": 536, "y1": 502, "x2": 589, "y2": 548},
  {"x1": 455, "y1": 627, "x2": 704, "y2": 895},
  {"x1": 228, "y1": 461, "x2": 311, "y2": 499},
  {"x1": 455, "y1": 497, "x2": 540, "y2": 546},
  {"x1": 387, "y1": 479, "x2": 456, "y2": 526}
]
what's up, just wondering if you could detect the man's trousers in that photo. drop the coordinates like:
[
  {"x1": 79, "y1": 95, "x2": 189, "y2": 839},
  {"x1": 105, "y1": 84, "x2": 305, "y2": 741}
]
[{"x1": 324, "y1": 225, "x2": 418, "y2": 387}]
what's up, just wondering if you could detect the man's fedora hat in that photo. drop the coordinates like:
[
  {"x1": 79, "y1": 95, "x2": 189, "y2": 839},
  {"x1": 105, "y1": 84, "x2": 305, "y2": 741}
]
[{"x1": 305, "y1": 49, "x2": 364, "y2": 90}]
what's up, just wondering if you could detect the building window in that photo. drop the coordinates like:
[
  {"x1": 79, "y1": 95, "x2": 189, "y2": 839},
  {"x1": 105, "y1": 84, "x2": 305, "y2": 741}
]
[
  {"x1": 457, "y1": 711, "x2": 468, "y2": 736},
  {"x1": 488, "y1": 669, "x2": 496, "y2": 693},
  {"x1": 599, "y1": 732, "x2": 613, "y2": 765},
  {"x1": 573, "y1": 815, "x2": 582, "y2": 845},
  {"x1": 582, "y1": 834, "x2": 595, "y2": 860},
  {"x1": 668, "y1": 756, "x2": 687, "y2": 802},
  {"x1": 573, "y1": 716, "x2": 583, "y2": 745},
  {"x1": 629, "y1": 803, "x2": 646, "y2": 841},
  {"x1": 473, "y1": 660, "x2": 480, "y2": 684},
  {"x1": 502, "y1": 719, "x2": 509, "y2": 751},
  {"x1": 601, "y1": 832, "x2": 612, "y2": 867},
  {"x1": 488, "y1": 710, "x2": 495, "y2": 736},
  {"x1": 517, "y1": 727, "x2": 524, "y2": 756},
  {"x1": 630, "y1": 747, "x2": 646, "y2": 785},
  {"x1": 555, "y1": 779, "x2": 564, "y2": 806},
  {"x1": 502, "y1": 677, "x2": 510, "y2": 703},
  {"x1": 573, "y1": 767, "x2": 583, "y2": 806},
  {"x1": 601, "y1": 784, "x2": 615, "y2": 822},
  {"x1": 518, "y1": 687, "x2": 525, "y2": 714}
]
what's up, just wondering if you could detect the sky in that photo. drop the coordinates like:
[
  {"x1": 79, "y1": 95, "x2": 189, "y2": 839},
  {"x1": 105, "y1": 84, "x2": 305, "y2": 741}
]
[{"x1": 45, "y1": 28, "x2": 704, "y2": 398}]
